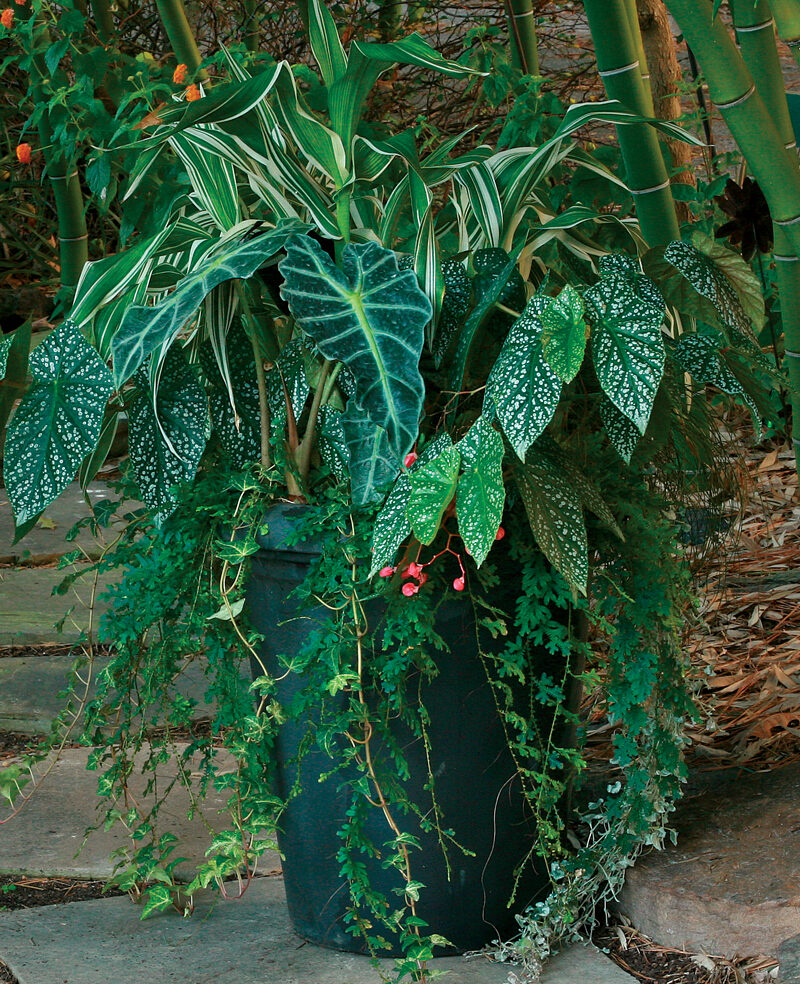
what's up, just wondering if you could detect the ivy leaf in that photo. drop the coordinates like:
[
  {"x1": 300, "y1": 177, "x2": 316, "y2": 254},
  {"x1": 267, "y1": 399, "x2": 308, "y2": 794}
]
[
  {"x1": 484, "y1": 298, "x2": 562, "y2": 460},
  {"x1": 279, "y1": 236, "x2": 429, "y2": 459},
  {"x1": 407, "y1": 438, "x2": 460, "y2": 545},
  {"x1": 317, "y1": 404, "x2": 349, "y2": 481},
  {"x1": 540, "y1": 285, "x2": 587, "y2": 383},
  {"x1": 127, "y1": 348, "x2": 209, "y2": 524},
  {"x1": 456, "y1": 416, "x2": 505, "y2": 567},
  {"x1": 340, "y1": 401, "x2": 400, "y2": 506},
  {"x1": 5, "y1": 320, "x2": 113, "y2": 525},
  {"x1": 370, "y1": 473, "x2": 412, "y2": 576},
  {"x1": 672, "y1": 331, "x2": 760, "y2": 423},
  {"x1": 600, "y1": 396, "x2": 640, "y2": 464},
  {"x1": 585, "y1": 274, "x2": 665, "y2": 434},
  {"x1": 112, "y1": 222, "x2": 302, "y2": 388},
  {"x1": 513, "y1": 452, "x2": 588, "y2": 596}
]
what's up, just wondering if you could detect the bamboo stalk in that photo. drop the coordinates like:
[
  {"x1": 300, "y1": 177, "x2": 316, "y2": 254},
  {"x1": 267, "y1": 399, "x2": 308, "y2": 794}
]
[
  {"x1": 91, "y1": 0, "x2": 115, "y2": 44},
  {"x1": 622, "y1": 0, "x2": 655, "y2": 114},
  {"x1": 243, "y1": 0, "x2": 260, "y2": 52},
  {"x1": 504, "y1": 0, "x2": 540, "y2": 77},
  {"x1": 668, "y1": 0, "x2": 800, "y2": 469},
  {"x1": 583, "y1": 0, "x2": 680, "y2": 246},
  {"x1": 768, "y1": 0, "x2": 800, "y2": 66},
  {"x1": 155, "y1": 0, "x2": 203, "y2": 74}
]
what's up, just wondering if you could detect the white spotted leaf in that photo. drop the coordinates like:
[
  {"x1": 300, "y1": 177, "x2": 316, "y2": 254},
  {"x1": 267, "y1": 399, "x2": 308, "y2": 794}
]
[
  {"x1": 279, "y1": 236, "x2": 429, "y2": 460},
  {"x1": 484, "y1": 298, "x2": 562, "y2": 460},
  {"x1": 585, "y1": 273, "x2": 665, "y2": 434},
  {"x1": 673, "y1": 331, "x2": 759, "y2": 422},
  {"x1": 407, "y1": 438, "x2": 460, "y2": 545},
  {"x1": 599, "y1": 396, "x2": 640, "y2": 464},
  {"x1": 317, "y1": 404, "x2": 349, "y2": 482},
  {"x1": 5, "y1": 320, "x2": 113, "y2": 525},
  {"x1": 127, "y1": 348, "x2": 209, "y2": 524},
  {"x1": 370, "y1": 473, "x2": 412, "y2": 576},
  {"x1": 456, "y1": 416, "x2": 505, "y2": 567}
]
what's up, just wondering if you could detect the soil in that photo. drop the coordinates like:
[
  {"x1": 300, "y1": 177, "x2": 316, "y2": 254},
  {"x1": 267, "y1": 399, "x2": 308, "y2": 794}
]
[{"x1": 0, "y1": 874, "x2": 125, "y2": 911}]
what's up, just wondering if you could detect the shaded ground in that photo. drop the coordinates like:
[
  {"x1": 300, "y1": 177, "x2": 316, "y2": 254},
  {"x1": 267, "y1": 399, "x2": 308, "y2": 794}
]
[{"x1": 0, "y1": 875, "x2": 124, "y2": 911}]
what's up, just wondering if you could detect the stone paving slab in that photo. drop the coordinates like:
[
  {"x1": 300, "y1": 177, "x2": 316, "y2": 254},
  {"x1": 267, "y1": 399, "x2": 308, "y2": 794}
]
[
  {"x1": 0, "y1": 566, "x2": 121, "y2": 647},
  {"x1": 0, "y1": 877, "x2": 635, "y2": 984},
  {"x1": 0, "y1": 746, "x2": 252, "y2": 881}
]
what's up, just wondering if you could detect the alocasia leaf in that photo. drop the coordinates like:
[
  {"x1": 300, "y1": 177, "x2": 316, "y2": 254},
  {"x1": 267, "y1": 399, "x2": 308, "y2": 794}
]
[
  {"x1": 112, "y1": 222, "x2": 303, "y2": 388},
  {"x1": 585, "y1": 273, "x2": 665, "y2": 434},
  {"x1": 456, "y1": 416, "x2": 505, "y2": 567},
  {"x1": 484, "y1": 297, "x2": 562, "y2": 460},
  {"x1": 340, "y1": 400, "x2": 400, "y2": 505},
  {"x1": 127, "y1": 348, "x2": 210, "y2": 523},
  {"x1": 279, "y1": 236, "x2": 429, "y2": 459},
  {"x1": 370, "y1": 473, "x2": 412, "y2": 576},
  {"x1": 5, "y1": 320, "x2": 113, "y2": 525},
  {"x1": 513, "y1": 451, "x2": 588, "y2": 595},
  {"x1": 407, "y1": 437, "x2": 460, "y2": 545},
  {"x1": 540, "y1": 284, "x2": 587, "y2": 383}
]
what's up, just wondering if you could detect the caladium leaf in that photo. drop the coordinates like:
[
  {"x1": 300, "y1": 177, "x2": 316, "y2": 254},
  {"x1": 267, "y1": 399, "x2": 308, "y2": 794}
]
[
  {"x1": 5, "y1": 320, "x2": 113, "y2": 525},
  {"x1": 279, "y1": 236, "x2": 429, "y2": 459},
  {"x1": 127, "y1": 348, "x2": 209, "y2": 524},
  {"x1": 585, "y1": 274, "x2": 665, "y2": 434},
  {"x1": 598, "y1": 254, "x2": 639, "y2": 280},
  {"x1": 341, "y1": 400, "x2": 400, "y2": 506},
  {"x1": 600, "y1": 396, "x2": 640, "y2": 464},
  {"x1": 513, "y1": 452, "x2": 588, "y2": 596},
  {"x1": 266, "y1": 338, "x2": 311, "y2": 441},
  {"x1": 433, "y1": 258, "x2": 471, "y2": 368},
  {"x1": 407, "y1": 437, "x2": 460, "y2": 545},
  {"x1": 112, "y1": 222, "x2": 303, "y2": 388},
  {"x1": 317, "y1": 404, "x2": 349, "y2": 481},
  {"x1": 472, "y1": 247, "x2": 526, "y2": 312},
  {"x1": 370, "y1": 472, "x2": 412, "y2": 576},
  {"x1": 456, "y1": 416, "x2": 505, "y2": 567},
  {"x1": 484, "y1": 298, "x2": 562, "y2": 460},
  {"x1": 541, "y1": 285, "x2": 587, "y2": 383},
  {"x1": 673, "y1": 331, "x2": 759, "y2": 422}
]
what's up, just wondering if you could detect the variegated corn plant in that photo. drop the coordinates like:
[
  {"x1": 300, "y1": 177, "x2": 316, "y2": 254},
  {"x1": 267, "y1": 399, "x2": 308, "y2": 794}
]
[{"x1": 0, "y1": 0, "x2": 774, "y2": 595}]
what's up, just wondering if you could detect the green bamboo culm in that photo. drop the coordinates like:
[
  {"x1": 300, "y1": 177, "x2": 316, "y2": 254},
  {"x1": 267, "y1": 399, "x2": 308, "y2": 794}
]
[
  {"x1": 583, "y1": 0, "x2": 679, "y2": 246},
  {"x1": 504, "y1": 0, "x2": 540, "y2": 76},
  {"x1": 155, "y1": 0, "x2": 203, "y2": 74},
  {"x1": 668, "y1": 0, "x2": 800, "y2": 470},
  {"x1": 622, "y1": 0, "x2": 655, "y2": 114},
  {"x1": 243, "y1": 0, "x2": 260, "y2": 52},
  {"x1": 768, "y1": 0, "x2": 800, "y2": 67}
]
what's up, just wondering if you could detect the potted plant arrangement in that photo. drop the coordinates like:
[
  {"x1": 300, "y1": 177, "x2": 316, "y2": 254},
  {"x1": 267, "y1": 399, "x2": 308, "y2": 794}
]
[{"x1": 0, "y1": 1, "x2": 777, "y2": 978}]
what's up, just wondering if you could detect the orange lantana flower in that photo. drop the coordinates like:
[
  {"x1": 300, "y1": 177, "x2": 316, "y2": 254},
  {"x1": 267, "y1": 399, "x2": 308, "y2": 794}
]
[
  {"x1": 1, "y1": 8, "x2": 14, "y2": 28},
  {"x1": 185, "y1": 84, "x2": 202, "y2": 102},
  {"x1": 172, "y1": 63, "x2": 187, "y2": 85},
  {"x1": 15, "y1": 143, "x2": 31, "y2": 164}
]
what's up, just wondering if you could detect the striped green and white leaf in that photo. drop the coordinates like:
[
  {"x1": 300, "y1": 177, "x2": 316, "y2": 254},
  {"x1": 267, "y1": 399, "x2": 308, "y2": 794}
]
[
  {"x1": 454, "y1": 162, "x2": 503, "y2": 247},
  {"x1": 413, "y1": 206, "x2": 444, "y2": 346},
  {"x1": 433, "y1": 258, "x2": 471, "y2": 367},
  {"x1": 484, "y1": 298, "x2": 562, "y2": 460},
  {"x1": 341, "y1": 401, "x2": 400, "y2": 505},
  {"x1": 514, "y1": 451, "x2": 588, "y2": 596},
  {"x1": 407, "y1": 437, "x2": 460, "y2": 545},
  {"x1": 600, "y1": 396, "x2": 640, "y2": 464},
  {"x1": 127, "y1": 348, "x2": 209, "y2": 524},
  {"x1": 456, "y1": 416, "x2": 505, "y2": 566},
  {"x1": 540, "y1": 285, "x2": 587, "y2": 383},
  {"x1": 585, "y1": 273, "x2": 665, "y2": 434},
  {"x1": 664, "y1": 236, "x2": 764, "y2": 350},
  {"x1": 170, "y1": 131, "x2": 240, "y2": 232},
  {"x1": 317, "y1": 404, "x2": 349, "y2": 481},
  {"x1": 673, "y1": 331, "x2": 759, "y2": 421},
  {"x1": 370, "y1": 472, "x2": 412, "y2": 576},
  {"x1": 112, "y1": 222, "x2": 302, "y2": 388},
  {"x1": 5, "y1": 320, "x2": 114, "y2": 525},
  {"x1": 279, "y1": 236, "x2": 429, "y2": 459},
  {"x1": 307, "y1": 0, "x2": 347, "y2": 87}
]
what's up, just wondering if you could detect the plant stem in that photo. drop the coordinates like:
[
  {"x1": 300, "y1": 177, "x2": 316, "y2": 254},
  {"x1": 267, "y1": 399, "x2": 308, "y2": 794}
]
[
  {"x1": 768, "y1": 0, "x2": 800, "y2": 66},
  {"x1": 503, "y1": 0, "x2": 540, "y2": 76},
  {"x1": 583, "y1": 0, "x2": 680, "y2": 247},
  {"x1": 251, "y1": 332, "x2": 271, "y2": 470},
  {"x1": 243, "y1": 0, "x2": 260, "y2": 52},
  {"x1": 294, "y1": 359, "x2": 332, "y2": 481},
  {"x1": 155, "y1": 0, "x2": 203, "y2": 74},
  {"x1": 622, "y1": 0, "x2": 655, "y2": 114},
  {"x1": 92, "y1": 0, "x2": 115, "y2": 43},
  {"x1": 667, "y1": 0, "x2": 800, "y2": 469}
]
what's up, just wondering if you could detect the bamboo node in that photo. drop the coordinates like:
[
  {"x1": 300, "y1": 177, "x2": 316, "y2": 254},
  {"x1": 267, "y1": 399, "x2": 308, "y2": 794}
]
[
  {"x1": 630, "y1": 179, "x2": 671, "y2": 196},
  {"x1": 774, "y1": 213, "x2": 800, "y2": 227},
  {"x1": 734, "y1": 19, "x2": 775, "y2": 34},
  {"x1": 717, "y1": 85, "x2": 756, "y2": 110},
  {"x1": 598, "y1": 60, "x2": 640, "y2": 78},
  {"x1": 774, "y1": 254, "x2": 800, "y2": 263},
  {"x1": 783, "y1": 350, "x2": 800, "y2": 358}
]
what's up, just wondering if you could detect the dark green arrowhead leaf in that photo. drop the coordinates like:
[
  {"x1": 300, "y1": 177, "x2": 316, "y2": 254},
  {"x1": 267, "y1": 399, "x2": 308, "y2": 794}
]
[
  {"x1": 279, "y1": 236, "x2": 429, "y2": 459},
  {"x1": 513, "y1": 451, "x2": 588, "y2": 596},
  {"x1": 586, "y1": 274, "x2": 665, "y2": 434},
  {"x1": 127, "y1": 348, "x2": 210, "y2": 523},
  {"x1": 484, "y1": 297, "x2": 562, "y2": 460},
  {"x1": 456, "y1": 416, "x2": 505, "y2": 567},
  {"x1": 541, "y1": 285, "x2": 587, "y2": 383},
  {"x1": 370, "y1": 473, "x2": 412, "y2": 576},
  {"x1": 5, "y1": 320, "x2": 113, "y2": 525},
  {"x1": 340, "y1": 401, "x2": 400, "y2": 506},
  {"x1": 112, "y1": 222, "x2": 303, "y2": 388},
  {"x1": 599, "y1": 397, "x2": 640, "y2": 464},
  {"x1": 407, "y1": 437, "x2": 460, "y2": 545}
]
